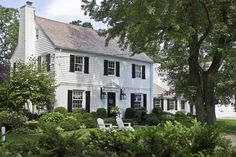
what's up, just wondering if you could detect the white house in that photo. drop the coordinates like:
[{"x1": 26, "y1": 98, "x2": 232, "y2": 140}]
[
  {"x1": 11, "y1": 2, "x2": 154, "y2": 115},
  {"x1": 153, "y1": 63, "x2": 195, "y2": 114}
]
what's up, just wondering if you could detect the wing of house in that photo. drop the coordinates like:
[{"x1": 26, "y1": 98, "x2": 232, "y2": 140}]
[{"x1": 11, "y1": 2, "x2": 154, "y2": 115}]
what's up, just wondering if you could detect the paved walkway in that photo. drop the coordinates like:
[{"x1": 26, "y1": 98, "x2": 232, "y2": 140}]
[{"x1": 225, "y1": 135, "x2": 236, "y2": 147}]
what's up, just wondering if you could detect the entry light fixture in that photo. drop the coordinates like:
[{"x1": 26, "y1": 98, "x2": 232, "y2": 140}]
[
  {"x1": 100, "y1": 88, "x2": 107, "y2": 99},
  {"x1": 120, "y1": 89, "x2": 127, "y2": 100}
]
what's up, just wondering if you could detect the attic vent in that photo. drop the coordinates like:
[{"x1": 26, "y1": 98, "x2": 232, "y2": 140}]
[{"x1": 26, "y1": 1, "x2": 33, "y2": 6}]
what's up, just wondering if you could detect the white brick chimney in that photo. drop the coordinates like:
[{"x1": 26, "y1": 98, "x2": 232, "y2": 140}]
[{"x1": 16, "y1": 1, "x2": 36, "y2": 62}]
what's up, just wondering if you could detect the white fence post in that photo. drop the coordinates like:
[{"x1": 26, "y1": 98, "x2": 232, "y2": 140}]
[{"x1": 2, "y1": 126, "x2": 6, "y2": 142}]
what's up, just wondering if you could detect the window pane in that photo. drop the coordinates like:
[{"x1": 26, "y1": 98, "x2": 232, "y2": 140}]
[
  {"x1": 169, "y1": 100, "x2": 175, "y2": 110},
  {"x1": 72, "y1": 90, "x2": 83, "y2": 109},
  {"x1": 154, "y1": 99, "x2": 161, "y2": 108},
  {"x1": 108, "y1": 61, "x2": 115, "y2": 75},
  {"x1": 135, "y1": 65, "x2": 142, "y2": 78},
  {"x1": 74, "y1": 56, "x2": 83, "y2": 71}
]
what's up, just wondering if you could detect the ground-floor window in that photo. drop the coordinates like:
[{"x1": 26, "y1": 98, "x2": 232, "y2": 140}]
[
  {"x1": 168, "y1": 99, "x2": 175, "y2": 110},
  {"x1": 154, "y1": 98, "x2": 161, "y2": 108},
  {"x1": 72, "y1": 90, "x2": 83, "y2": 109},
  {"x1": 134, "y1": 94, "x2": 142, "y2": 109}
]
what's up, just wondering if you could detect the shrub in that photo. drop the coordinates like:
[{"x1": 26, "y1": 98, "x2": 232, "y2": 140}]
[
  {"x1": 104, "y1": 117, "x2": 116, "y2": 125},
  {"x1": 125, "y1": 108, "x2": 135, "y2": 119},
  {"x1": 39, "y1": 112, "x2": 64, "y2": 123},
  {"x1": 72, "y1": 108, "x2": 88, "y2": 114},
  {"x1": 23, "y1": 109, "x2": 40, "y2": 120},
  {"x1": 152, "y1": 107, "x2": 163, "y2": 114},
  {"x1": 134, "y1": 107, "x2": 147, "y2": 123},
  {"x1": 82, "y1": 117, "x2": 97, "y2": 128},
  {"x1": 59, "y1": 116, "x2": 80, "y2": 131},
  {"x1": 96, "y1": 108, "x2": 107, "y2": 118},
  {"x1": 175, "y1": 111, "x2": 186, "y2": 118},
  {"x1": 0, "y1": 111, "x2": 27, "y2": 130},
  {"x1": 144, "y1": 113, "x2": 160, "y2": 125},
  {"x1": 38, "y1": 123, "x2": 84, "y2": 156},
  {"x1": 53, "y1": 107, "x2": 67, "y2": 114}
]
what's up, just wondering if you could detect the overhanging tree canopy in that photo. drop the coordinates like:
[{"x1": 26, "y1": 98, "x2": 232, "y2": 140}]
[{"x1": 82, "y1": 0, "x2": 236, "y2": 124}]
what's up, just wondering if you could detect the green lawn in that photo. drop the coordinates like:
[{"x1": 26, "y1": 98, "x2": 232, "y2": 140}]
[{"x1": 216, "y1": 119, "x2": 236, "y2": 134}]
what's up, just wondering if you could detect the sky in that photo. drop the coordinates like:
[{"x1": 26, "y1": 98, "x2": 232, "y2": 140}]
[{"x1": 0, "y1": 0, "x2": 107, "y2": 30}]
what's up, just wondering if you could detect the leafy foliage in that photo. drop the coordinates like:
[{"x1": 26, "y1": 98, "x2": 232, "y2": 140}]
[
  {"x1": 82, "y1": 0, "x2": 236, "y2": 124},
  {"x1": 70, "y1": 20, "x2": 93, "y2": 29},
  {"x1": 0, "y1": 61, "x2": 56, "y2": 111},
  {"x1": 0, "y1": 5, "x2": 19, "y2": 64},
  {"x1": 96, "y1": 108, "x2": 107, "y2": 118},
  {"x1": 0, "y1": 111, "x2": 27, "y2": 130}
]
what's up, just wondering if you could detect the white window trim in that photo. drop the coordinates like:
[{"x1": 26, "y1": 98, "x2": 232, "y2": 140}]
[
  {"x1": 134, "y1": 93, "x2": 143, "y2": 109},
  {"x1": 154, "y1": 98, "x2": 161, "y2": 108},
  {"x1": 135, "y1": 65, "x2": 142, "y2": 78},
  {"x1": 72, "y1": 90, "x2": 84, "y2": 110},
  {"x1": 74, "y1": 56, "x2": 84, "y2": 72},
  {"x1": 169, "y1": 99, "x2": 175, "y2": 110},
  {"x1": 107, "y1": 60, "x2": 116, "y2": 75}
]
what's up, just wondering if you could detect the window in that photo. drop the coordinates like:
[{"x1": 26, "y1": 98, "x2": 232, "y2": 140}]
[
  {"x1": 108, "y1": 61, "x2": 115, "y2": 75},
  {"x1": 154, "y1": 98, "x2": 161, "y2": 108},
  {"x1": 134, "y1": 94, "x2": 142, "y2": 109},
  {"x1": 181, "y1": 101, "x2": 185, "y2": 110},
  {"x1": 135, "y1": 65, "x2": 142, "y2": 78},
  {"x1": 72, "y1": 90, "x2": 83, "y2": 109},
  {"x1": 132, "y1": 64, "x2": 145, "y2": 79},
  {"x1": 168, "y1": 100, "x2": 175, "y2": 110},
  {"x1": 74, "y1": 56, "x2": 83, "y2": 72}
]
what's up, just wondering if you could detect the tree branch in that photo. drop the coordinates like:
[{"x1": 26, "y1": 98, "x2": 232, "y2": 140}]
[{"x1": 196, "y1": 1, "x2": 212, "y2": 47}]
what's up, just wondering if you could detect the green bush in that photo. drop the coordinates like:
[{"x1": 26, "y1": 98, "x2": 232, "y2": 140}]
[
  {"x1": 59, "y1": 116, "x2": 80, "y2": 131},
  {"x1": 72, "y1": 108, "x2": 88, "y2": 114},
  {"x1": 0, "y1": 111, "x2": 27, "y2": 130},
  {"x1": 39, "y1": 112, "x2": 64, "y2": 123},
  {"x1": 134, "y1": 107, "x2": 147, "y2": 123},
  {"x1": 104, "y1": 117, "x2": 116, "y2": 125},
  {"x1": 175, "y1": 111, "x2": 186, "y2": 118},
  {"x1": 96, "y1": 108, "x2": 107, "y2": 118},
  {"x1": 82, "y1": 117, "x2": 97, "y2": 128},
  {"x1": 144, "y1": 113, "x2": 160, "y2": 125},
  {"x1": 125, "y1": 108, "x2": 135, "y2": 119},
  {"x1": 23, "y1": 109, "x2": 40, "y2": 120},
  {"x1": 152, "y1": 106, "x2": 163, "y2": 114},
  {"x1": 53, "y1": 107, "x2": 67, "y2": 114}
]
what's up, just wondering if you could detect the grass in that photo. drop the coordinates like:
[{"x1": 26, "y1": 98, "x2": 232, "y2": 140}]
[{"x1": 216, "y1": 119, "x2": 236, "y2": 134}]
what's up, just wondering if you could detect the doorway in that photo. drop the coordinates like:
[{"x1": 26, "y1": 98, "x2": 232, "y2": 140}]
[{"x1": 107, "y1": 92, "x2": 116, "y2": 117}]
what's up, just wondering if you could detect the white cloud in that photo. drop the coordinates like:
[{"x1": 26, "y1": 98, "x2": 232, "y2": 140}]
[{"x1": 38, "y1": 0, "x2": 106, "y2": 29}]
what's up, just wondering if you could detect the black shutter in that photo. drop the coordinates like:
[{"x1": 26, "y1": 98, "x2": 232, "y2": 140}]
[
  {"x1": 131, "y1": 93, "x2": 135, "y2": 108},
  {"x1": 116, "y1": 62, "x2": 120, "y2": 77},
  {"x1": 70, "y1": 55, "x2": 75, "y2": 72},
  {"x1": 175, "y1": 99, "x2": 178, "y2": 110},
  {"x1": 120, "y1": 89, "x2": 123, "y2": 100},
  {"x1": 190, "y1": 105, "x2": 193, "y2": 113},
  {"x1": 86, "y1": 91, "x2": 90, "y2": 112},
  {"x1": 100, "y1": 88, "x2": 103, "y2": 99},
  {"x1": 84, "y1": 57, "x2": 89, "y2": 74},
  {"x1": 132, "y1": 64, "x2": 135, "y2": 78},
  {"x1": 67, "y1": 90, "x2": 72, "y2": 112},
  {"x1": 142, "y1": 65, "x2": 146, "y2": 79},
  {"x1": 161, "y1": 99, "x2": 164, "y2": 110},
  {"x1": 38, "y1": 56, "x2": 41, "y2": 72},
  {"x1": 167, "y1": 99, "x2": 170, "y2": 110},
  {"x1": 104, "y1": 60, "x2": 108, "y2": 75},
  {"x1": 46, "y1": 54, "x2": 50, "y2": 72},
  {"x1": 143, "y1": 94, "x2": 147, "y2": 109}
]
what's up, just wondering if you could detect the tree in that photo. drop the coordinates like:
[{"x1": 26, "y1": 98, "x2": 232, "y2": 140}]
[
  {"x1": 82, "y1": 0, "x2": 236, "y2": 124},
  {"x1": 0, "y1": 61, "x2": 56, "y2": 112},
  {"x1": 0, "y1": 5, "x2": 19, "y2": 64},
  {"x1": 70, "y1": 20, "x2": 93, "y2": 29}
]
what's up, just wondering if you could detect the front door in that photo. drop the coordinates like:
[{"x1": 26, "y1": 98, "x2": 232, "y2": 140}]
[{"x1": 107, "y1": 92, "x2": 116, "y2": 117}]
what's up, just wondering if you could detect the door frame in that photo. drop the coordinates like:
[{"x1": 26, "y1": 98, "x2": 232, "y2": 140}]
[{"x1": 107, "y1": 92, "x2": 116, "y2": 117}]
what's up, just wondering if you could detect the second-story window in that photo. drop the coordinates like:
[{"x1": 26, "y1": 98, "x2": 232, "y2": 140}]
[
  {"x1": 104, "y1": 60, "x2": 120, "y2": 77},
  {"x1": 135, "y1": 65, "x2": 142, "y2": 78},
  {"x1": 108, "y1": 61, "x2": 115, "y2": 75},
  {"x1": 132, "y1": 64, "x2": 146, "y2": 79},
  {"x1": 74, "y1": 56, "x2": 83, "y2": 72}
]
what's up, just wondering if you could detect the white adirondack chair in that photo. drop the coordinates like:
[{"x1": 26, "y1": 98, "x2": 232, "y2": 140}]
[
  {"x1": 97, "y1": 118, "x2": 113, "y2": 131},
  {"x1": 116, "y1": 117, "x2": 134, "y2": 131}
]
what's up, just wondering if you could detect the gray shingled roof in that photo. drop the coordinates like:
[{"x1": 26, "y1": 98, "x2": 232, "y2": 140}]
[{"x1": 35, "y1": 16, "x2": 153, "y2": 63}]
